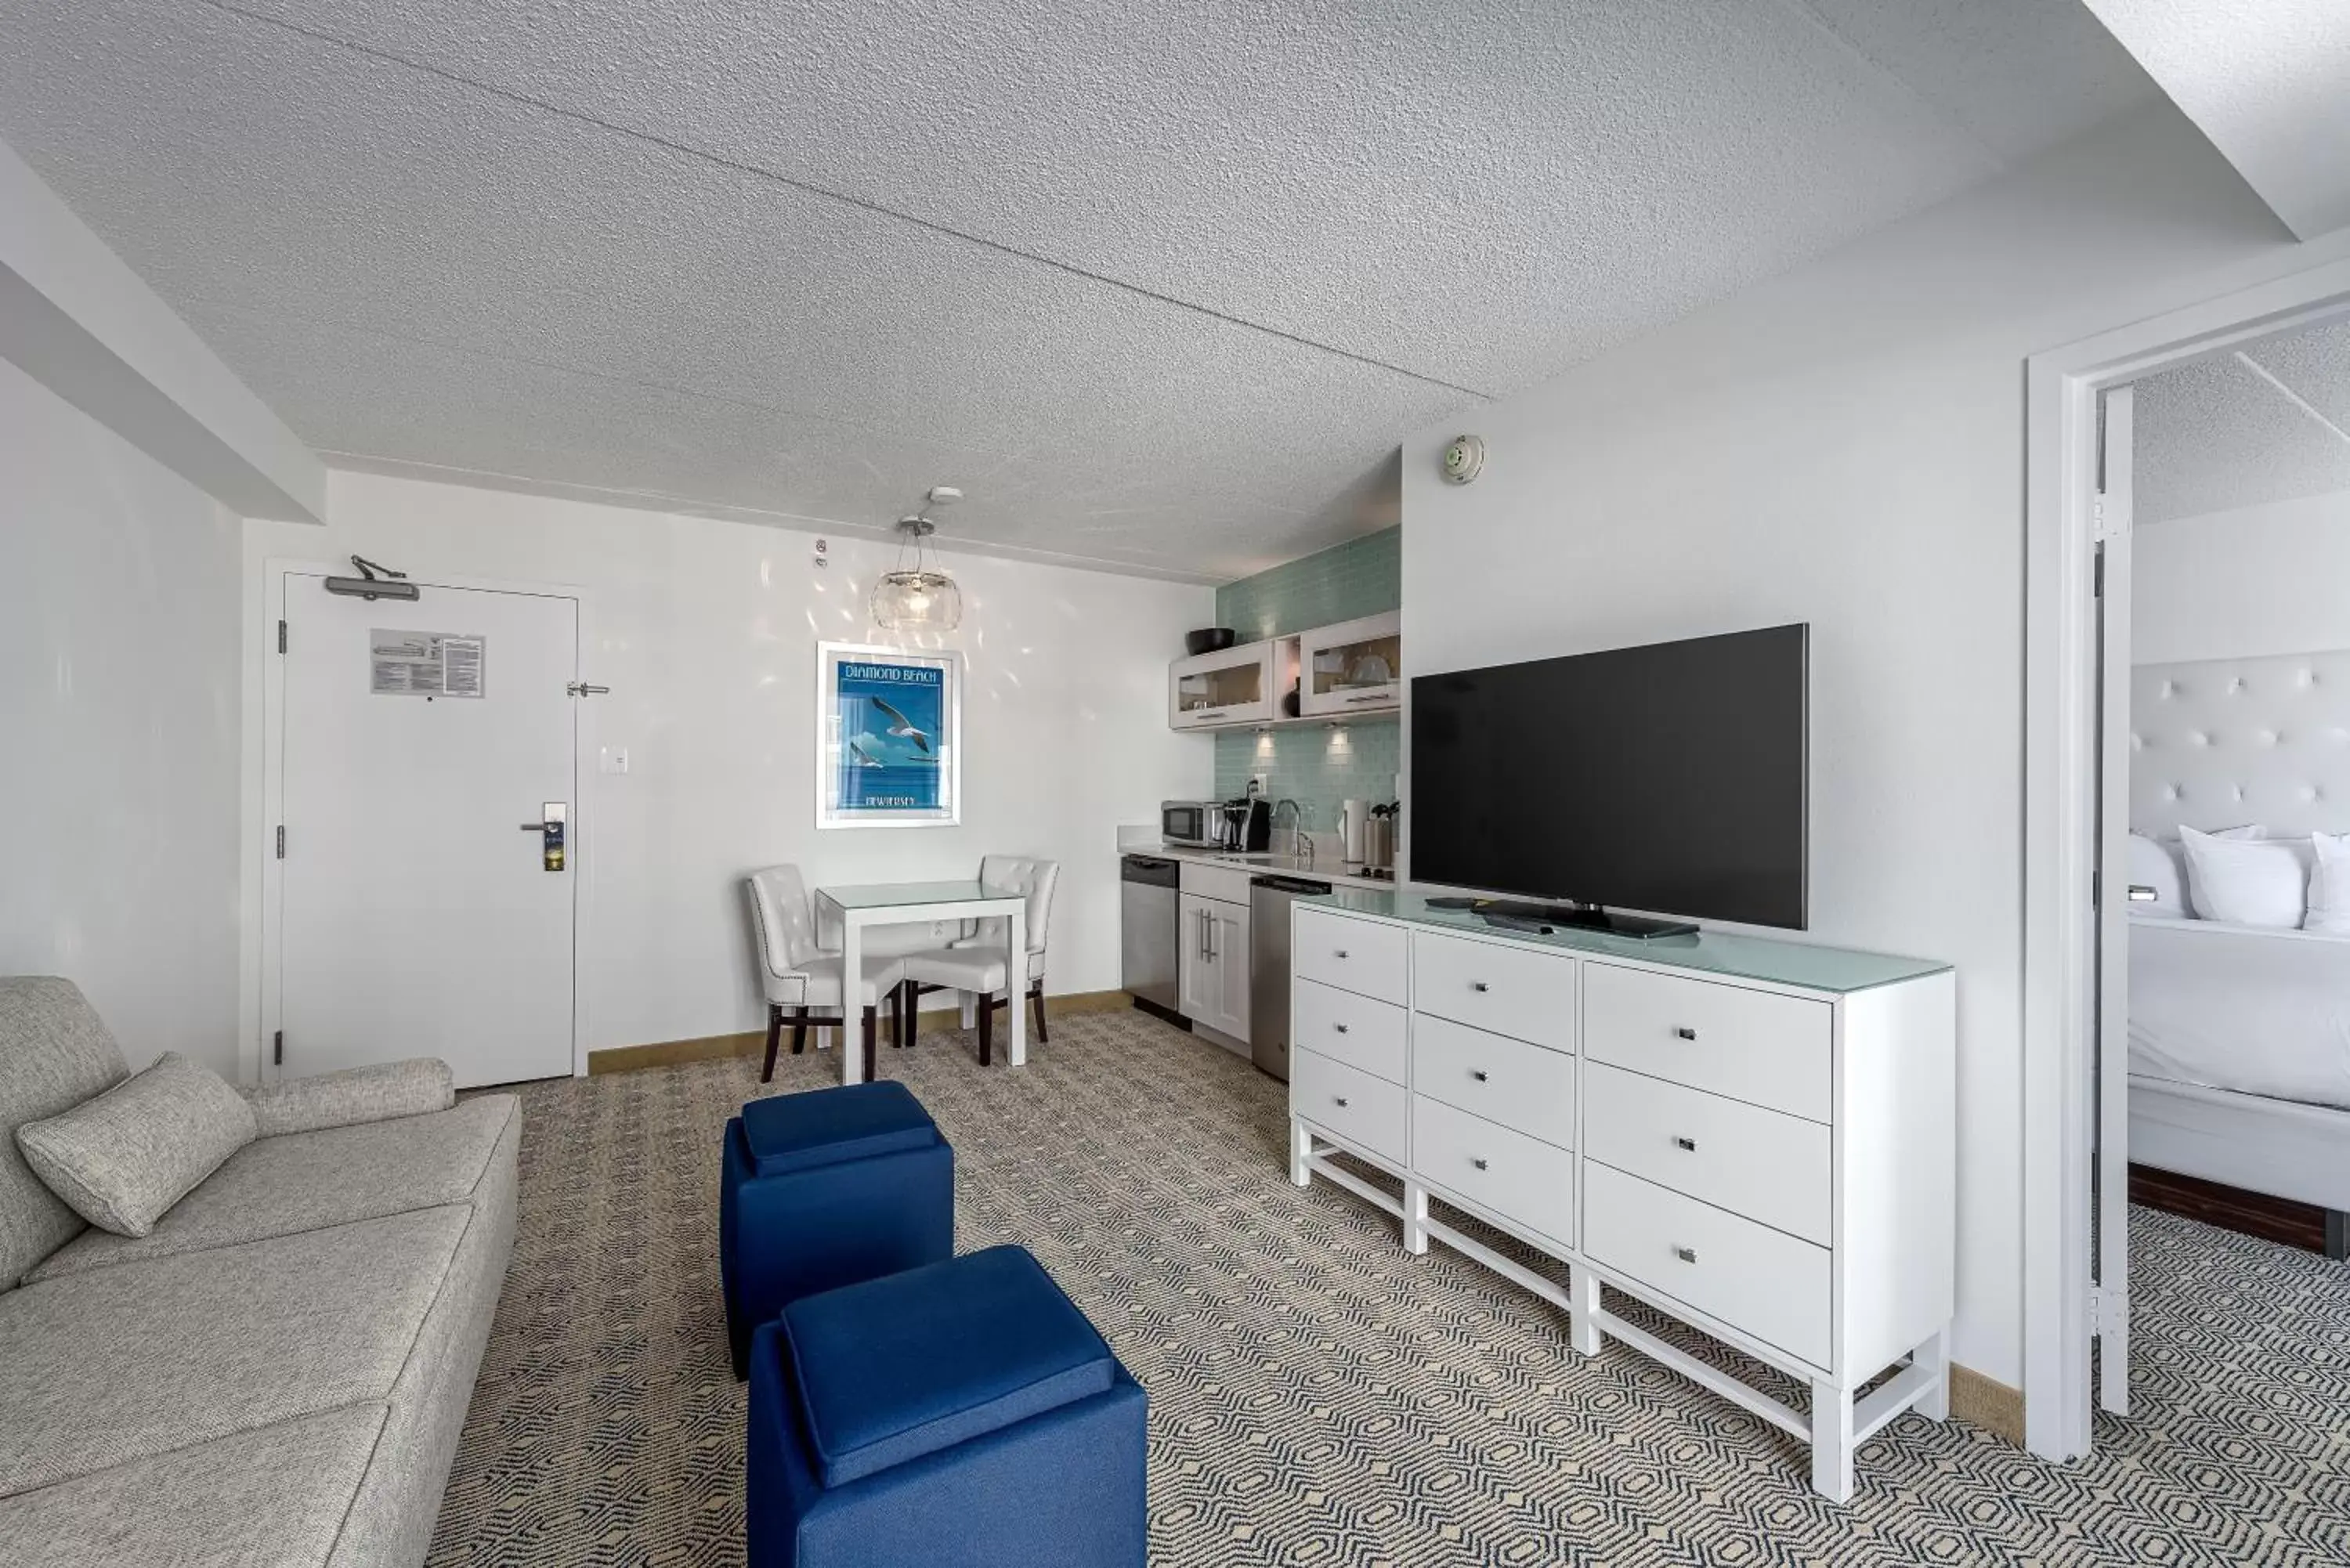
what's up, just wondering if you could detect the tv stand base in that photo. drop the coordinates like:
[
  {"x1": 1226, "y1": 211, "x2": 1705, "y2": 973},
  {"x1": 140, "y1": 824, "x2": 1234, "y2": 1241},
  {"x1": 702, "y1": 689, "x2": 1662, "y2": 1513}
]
[{"x1": 1480, "y1": 900, "x2": 1696, "y2": 941}]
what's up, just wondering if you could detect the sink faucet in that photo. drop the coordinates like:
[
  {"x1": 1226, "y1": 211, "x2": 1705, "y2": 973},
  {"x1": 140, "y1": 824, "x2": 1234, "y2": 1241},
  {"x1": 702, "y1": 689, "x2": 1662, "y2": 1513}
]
[{"x1": 1270, "y1": 798, "x2": 1312, "y2": 868}]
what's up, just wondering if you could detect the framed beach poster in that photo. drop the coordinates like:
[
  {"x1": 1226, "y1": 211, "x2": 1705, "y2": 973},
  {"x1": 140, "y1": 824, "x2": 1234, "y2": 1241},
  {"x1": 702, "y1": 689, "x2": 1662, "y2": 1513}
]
[{"x1": 815, "y1": 642, "x2": 963, "y2": 829}]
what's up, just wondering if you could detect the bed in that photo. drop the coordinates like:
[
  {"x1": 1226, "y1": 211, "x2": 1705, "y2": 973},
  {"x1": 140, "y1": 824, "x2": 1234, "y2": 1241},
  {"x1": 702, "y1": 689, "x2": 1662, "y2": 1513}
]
[{"x1": 2128, "y1": 649, "x2": 2350, "y2": 1254}]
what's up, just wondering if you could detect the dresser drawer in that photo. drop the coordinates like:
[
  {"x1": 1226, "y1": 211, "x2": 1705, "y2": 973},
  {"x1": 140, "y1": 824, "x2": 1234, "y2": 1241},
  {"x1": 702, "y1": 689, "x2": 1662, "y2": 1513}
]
[
  {"x1": 1412, "y1": 1013, "x2": 1576, "y2": 1150},
  {"x1": 1177, "y1": 860, "x2": 1254, "y2": 905},
  {"x1": 1582, "y1": 1162, "x2": 1831, "y2": 1369},
  {"x1": 1583, "y1": 1063, "x2": 1830, "y2": 1245},
  {"x1": 1410, "y1": 930, "x2": 1575, "y2": 1050},
  {"x1": 1582, "y1": 964, "x2": 1831, "y2": 1123},
  {"x1": 1293, "y1": 908, "x2": 1408, "y2": 1004},
  {"x1": 1291, "y1": 1046, "x2": 1408, "y2": 1166},
  {"x1": 1411, "y1": 1096, "x2": 1575, "y2": 1248},
  {"x1": 1292, "y1": 979, "x2": 1408, "y2": 1085}
]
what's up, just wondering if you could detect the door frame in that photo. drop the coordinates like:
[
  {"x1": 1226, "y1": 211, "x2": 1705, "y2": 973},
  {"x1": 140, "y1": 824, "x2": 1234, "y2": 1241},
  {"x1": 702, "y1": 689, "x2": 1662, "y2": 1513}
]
[
  {"x1": 2021, "y1": 247, "x2": 2350, "y2": 1464},
  {"x1": 258, "y1": 558, "x2": 599, "y2": 1084}
]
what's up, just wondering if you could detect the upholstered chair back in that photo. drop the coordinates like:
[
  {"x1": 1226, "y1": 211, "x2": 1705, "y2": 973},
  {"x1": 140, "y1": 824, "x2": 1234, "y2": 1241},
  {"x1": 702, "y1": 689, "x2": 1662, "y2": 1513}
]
[
  {"x1": 0, "y1": 977, "x2": 132, "y2": 1293},
  {"x1": 746, "y1": 865, "x2": 823, "y2": 978},
  {"x1": 977, "y1": 855, "x2": 1060, "y2": 955}
]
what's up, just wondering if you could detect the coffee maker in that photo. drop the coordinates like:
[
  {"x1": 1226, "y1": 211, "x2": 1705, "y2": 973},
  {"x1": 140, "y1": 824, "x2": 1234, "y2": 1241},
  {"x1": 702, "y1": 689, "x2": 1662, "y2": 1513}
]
[{"x1": 1216, "y1": 796, "x2": 1272, "y2": 853}]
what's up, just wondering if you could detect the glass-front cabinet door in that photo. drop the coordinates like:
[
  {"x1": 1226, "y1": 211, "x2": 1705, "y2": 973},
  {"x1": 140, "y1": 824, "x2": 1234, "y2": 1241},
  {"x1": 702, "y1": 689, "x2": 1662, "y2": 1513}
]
[
  {"x1": 1298, "y1": 611, "x2": 1401, "y2": 717},
  {"x1": 1169, "y1": 639, "x2": 1279, "y2": 728}
]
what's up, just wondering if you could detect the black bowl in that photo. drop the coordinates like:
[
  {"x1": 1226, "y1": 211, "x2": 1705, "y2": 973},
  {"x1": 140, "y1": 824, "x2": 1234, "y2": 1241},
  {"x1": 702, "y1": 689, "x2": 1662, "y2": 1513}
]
[{"x1": 1184, "y1": 627, "x2": 1239, "y2": 656}]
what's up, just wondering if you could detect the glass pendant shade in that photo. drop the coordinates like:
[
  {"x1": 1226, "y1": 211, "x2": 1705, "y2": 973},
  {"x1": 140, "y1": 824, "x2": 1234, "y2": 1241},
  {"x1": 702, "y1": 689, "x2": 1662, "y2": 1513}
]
[
  {"x1": 870, "y1": 567, "x2": 963, "y2": 630},
  {"x1": 869, "y1": 515, "x2": 962, "y2": 630}
]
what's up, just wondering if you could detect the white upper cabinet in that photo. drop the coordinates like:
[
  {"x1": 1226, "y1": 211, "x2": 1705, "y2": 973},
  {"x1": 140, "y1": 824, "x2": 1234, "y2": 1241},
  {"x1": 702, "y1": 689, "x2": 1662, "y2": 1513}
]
[
  {"x1": 1169, "y1": 637, "x2": 1296, "y2": 729},
  {"x1": 1298, "y1": 611, "x2": 1401, "y2": 717}
]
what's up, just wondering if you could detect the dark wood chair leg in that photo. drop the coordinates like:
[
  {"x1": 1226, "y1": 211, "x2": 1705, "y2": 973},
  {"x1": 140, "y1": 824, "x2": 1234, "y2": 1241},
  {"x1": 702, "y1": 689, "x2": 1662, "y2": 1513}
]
[
  {"x1": 761, "y1": 1004, "x2": 782, "y2": 1082},
  {"x1": 790, "y1": 1007, "x2": 808, "y2": 1056},
  {"x1": 889, "y1": 983, "x2": 903, "y2": 1048},
  {"x1": 978, "y1": 995, "x2": 993, "y2": 1067},
  {"x1": 1030, "y1": 981, "x2": 1049, "y2": 1045},
  {"x1": 862, "y1": 1006, "x2": 878, "y2": 1080},
  {"x1": 902, "y1": 980, "x2": 919, "y2": 1049}
]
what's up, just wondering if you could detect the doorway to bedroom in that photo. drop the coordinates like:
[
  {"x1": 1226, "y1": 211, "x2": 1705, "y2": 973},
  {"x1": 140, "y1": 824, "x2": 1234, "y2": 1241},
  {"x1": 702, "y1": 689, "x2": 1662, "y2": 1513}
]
[{"x1": 2090, "y1": 305, "x2": 2350, "y2": 1430}]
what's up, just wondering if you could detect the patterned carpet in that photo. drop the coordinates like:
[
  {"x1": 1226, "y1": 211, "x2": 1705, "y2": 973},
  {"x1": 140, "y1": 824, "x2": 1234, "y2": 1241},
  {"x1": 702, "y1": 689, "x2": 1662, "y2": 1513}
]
[{"x1": 428, "y1": 1009, "x2": 2350, "y2": 1567}]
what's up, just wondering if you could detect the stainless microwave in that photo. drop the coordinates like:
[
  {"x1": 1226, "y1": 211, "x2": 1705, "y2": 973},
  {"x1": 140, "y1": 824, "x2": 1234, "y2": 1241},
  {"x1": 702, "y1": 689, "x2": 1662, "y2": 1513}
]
[{"x1": 1160, "y1": 800, "x2": 1220, "y2": 848}]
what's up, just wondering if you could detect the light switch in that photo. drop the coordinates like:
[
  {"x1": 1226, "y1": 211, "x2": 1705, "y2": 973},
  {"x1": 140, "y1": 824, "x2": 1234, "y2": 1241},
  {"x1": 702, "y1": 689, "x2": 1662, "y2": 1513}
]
[{"x1": 599, "y1": 746, "x2": 631, "y2": 775}]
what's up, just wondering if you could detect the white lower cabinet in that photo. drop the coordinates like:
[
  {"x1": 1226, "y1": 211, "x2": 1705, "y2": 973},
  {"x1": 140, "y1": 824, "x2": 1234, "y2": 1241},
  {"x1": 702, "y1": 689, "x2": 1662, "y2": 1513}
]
[
  {"x1": 1289, "y1": 897, "x2": 1956, "y2": 1503},
  {"x1": 1177, "y1": 891, "x2": 1251, "y2": 1042}
]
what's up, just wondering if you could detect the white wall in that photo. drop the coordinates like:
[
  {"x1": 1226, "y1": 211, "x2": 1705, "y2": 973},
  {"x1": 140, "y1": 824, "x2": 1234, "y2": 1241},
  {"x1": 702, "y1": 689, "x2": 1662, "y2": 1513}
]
[
  {"x1": 1, "y1": 356, "x2": 244, "y2": 1075},
  {"x1": 1401, "y1": 100, "x2": 2312, "y2": 1389},
  {"x1": 2134, "y1": 491, "x2": 2350, "y2": 664},
  {"x1": 242, "y1": 471, "x2": 1214, "y2": 1075}
]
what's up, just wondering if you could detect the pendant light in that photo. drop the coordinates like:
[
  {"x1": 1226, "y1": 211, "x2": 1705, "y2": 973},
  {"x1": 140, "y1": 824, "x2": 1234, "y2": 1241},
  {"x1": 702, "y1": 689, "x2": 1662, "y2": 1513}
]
[{"x1": 870, "y1": 489, "x2": 964, "y2": 631}]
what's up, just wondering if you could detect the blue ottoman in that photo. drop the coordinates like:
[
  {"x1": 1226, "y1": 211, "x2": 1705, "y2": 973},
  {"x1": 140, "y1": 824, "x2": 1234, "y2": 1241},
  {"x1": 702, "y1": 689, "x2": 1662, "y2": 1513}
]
[
  {"x1": 747, "y1": 1245, "x2": 1148, "y2": 1568},
  {"x1": 721, "y1": 1081, "x2": 954, "y2": 1380}
]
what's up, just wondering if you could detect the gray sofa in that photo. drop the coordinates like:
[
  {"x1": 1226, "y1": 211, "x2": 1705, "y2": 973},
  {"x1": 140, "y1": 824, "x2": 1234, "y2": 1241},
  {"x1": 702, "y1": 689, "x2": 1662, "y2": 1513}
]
[{"x1": 0, "y1": 977, "x2": 519, "y2": 1568}]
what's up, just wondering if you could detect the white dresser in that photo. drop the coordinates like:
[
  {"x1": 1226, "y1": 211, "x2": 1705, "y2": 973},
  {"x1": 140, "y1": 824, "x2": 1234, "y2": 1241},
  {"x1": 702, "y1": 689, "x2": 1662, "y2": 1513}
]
[{"x1": 1286, "y1": 891, "x2": 1954, "y2": 1501}]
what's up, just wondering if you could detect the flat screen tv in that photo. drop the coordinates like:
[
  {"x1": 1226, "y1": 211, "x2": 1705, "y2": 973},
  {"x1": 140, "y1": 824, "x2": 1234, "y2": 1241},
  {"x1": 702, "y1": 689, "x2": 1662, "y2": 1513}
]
[{"x1": 1410, "y1": 624, "x2": 1807, "y2": 932}]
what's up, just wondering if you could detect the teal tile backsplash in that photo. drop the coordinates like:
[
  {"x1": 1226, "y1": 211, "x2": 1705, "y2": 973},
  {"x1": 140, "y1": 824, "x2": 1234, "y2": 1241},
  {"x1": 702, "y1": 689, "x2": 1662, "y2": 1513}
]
[{"x1": 1210, "y1": 527, "x2": 1400, "y2": 834}]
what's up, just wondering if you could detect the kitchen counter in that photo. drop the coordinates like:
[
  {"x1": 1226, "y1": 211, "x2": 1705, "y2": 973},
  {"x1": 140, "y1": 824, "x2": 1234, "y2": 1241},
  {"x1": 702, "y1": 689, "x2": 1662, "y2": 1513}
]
[{"x1": 1122, "y1": 841, "x2": 1400, "y2": 893}]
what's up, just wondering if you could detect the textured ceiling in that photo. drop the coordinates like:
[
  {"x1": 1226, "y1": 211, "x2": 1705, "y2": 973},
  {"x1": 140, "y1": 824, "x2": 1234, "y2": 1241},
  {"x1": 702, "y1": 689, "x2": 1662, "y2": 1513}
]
[
  {"x1": 0, "y1": 0, "x2": 2155, "y2": 580},
  {"x1": 2134, "y1": 314, "x2": 2350, "y2": 524}
]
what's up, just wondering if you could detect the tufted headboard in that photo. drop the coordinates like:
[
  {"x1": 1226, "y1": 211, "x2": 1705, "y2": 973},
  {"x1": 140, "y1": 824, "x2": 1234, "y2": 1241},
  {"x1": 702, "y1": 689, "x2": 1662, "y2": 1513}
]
[{"x1": 2131, "y1": 649, "x2": 2350, "y2": 838}]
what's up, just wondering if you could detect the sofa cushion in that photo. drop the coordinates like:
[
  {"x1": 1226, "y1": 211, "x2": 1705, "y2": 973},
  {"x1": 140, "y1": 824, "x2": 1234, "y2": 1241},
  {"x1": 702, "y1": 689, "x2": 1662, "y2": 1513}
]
[
  {"x1": 15, "y1": 1052, "x2": 256, "y2": 1237},
  {"x1": 0, "y1": 1405, "x2": 388, "y2": 1568},
  {"x1": 740, "y1": 1080, "x2": 938, "y2": 1176},
  {"x1": 783, "y1": 1245, "x2": 1117, "y2": 1488},
  {"x1": 240, "y1": 1057, "x2": 455, "y2": 1137},
  {"x1": 0, "y1": 978, "x2": 128, "y2": 1290},
  {"x1": 0, "y1": 1205, "x2": 468, "y2": 1496},
  {"x1": 26, "y1": 1094, "x2": 516, "y2": 1284}
]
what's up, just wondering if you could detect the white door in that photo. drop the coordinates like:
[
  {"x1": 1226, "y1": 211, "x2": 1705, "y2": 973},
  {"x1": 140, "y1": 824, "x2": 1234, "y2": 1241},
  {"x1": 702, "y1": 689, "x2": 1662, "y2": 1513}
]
[
  {"x1": 2093, "y1": 385, "x2": 2135, "y2": 1415},
  {"x1": 273, "y1": 570, "x2": 579, "y2": 1088}
]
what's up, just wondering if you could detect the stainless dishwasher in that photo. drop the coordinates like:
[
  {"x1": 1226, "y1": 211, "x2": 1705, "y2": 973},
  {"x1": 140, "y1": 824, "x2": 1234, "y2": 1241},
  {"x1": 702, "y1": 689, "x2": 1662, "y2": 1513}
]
[
  {"x1": 1249, "y1": 874, "x2": 1332, "y2": 1081},
  {"x1": 1119, "y1": 854, "x2": 1184, "y2": 1025}
]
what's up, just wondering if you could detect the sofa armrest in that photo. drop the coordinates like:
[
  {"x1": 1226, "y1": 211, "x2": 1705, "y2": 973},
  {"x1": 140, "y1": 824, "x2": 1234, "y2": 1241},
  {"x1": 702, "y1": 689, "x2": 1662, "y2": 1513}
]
[{"x1": 240, "y1": 1057, "x2": 455, "y2": 1136}]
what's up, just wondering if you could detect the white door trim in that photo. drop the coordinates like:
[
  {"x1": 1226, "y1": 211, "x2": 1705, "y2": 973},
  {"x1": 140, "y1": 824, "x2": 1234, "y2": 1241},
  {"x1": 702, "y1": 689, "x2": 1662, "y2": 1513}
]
[
  {"x1": 2021, "y1": 240, "x2": 2350, "y2": 1464},
  {"x1": 258, "y1": 558, "x2": 600, "y2": 1083}
]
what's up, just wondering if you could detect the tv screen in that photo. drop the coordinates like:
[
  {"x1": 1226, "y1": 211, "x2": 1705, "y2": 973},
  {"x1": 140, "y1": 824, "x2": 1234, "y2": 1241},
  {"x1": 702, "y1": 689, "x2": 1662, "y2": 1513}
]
[{"x1": 1410, "y1": 625, "x2": 1808, "y2": 930}]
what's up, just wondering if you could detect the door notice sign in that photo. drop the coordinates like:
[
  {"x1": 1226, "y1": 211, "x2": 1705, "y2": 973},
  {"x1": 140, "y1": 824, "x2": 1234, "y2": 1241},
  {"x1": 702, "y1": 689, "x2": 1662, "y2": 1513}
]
[{"x1": 371, "y1": 630, "x2": 486, "y2": 697}]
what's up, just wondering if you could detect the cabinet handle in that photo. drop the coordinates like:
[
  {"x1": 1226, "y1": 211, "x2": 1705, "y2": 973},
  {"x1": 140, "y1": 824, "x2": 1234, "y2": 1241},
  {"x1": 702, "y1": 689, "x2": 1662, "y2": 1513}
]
[
  {"x1": 1673, "y1": 1245, "x2": 1698, "y2": 1264},
  {"x1": 1472, "y1": 981, "x2": 1491, "y2": 993},
  {"x1": 1470, "y1": 1070, "x2": 1489, "y2": 1082},
  {"x1": 1674, "y1": 1136, "x2": 1697, "y2": 1152},
  {"x1": 1333, "y1": 1096, "x2": 1350, "y2": 1108},
  {"x1": 1471, "y1": 1158, "x2": 1488, "y2": 1171},
  {"x1": 1673, "y1": 1026, "x2": 1698, "y2": 1042},
  {"x1": 1333, "y1": 1023, "x2": 1350, "y2": 1035},
  {"x1": 1335, "y1": 948, "x2": 1349, "y2": 959}
]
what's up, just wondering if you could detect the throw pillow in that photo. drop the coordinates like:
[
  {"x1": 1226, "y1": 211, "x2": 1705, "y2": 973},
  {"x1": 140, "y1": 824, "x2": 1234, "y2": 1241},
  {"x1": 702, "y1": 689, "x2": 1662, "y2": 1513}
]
[
  {"x1": 2308, "y1": 832, "x2": 2350, "y2": 935},
  {"x1": 14, "y1": 1051, "x2": 256, "y2": 1237},
  {"x1": 2178, "y1": 825, "x2": 2309, "y2": 929}
]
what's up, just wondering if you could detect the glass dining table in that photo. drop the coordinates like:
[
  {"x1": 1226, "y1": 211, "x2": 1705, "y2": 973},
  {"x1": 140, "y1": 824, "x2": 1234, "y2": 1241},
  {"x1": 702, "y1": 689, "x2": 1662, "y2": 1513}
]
[{"x1": 815, "y1": 880, "x2": 1031, "y2": 1085}]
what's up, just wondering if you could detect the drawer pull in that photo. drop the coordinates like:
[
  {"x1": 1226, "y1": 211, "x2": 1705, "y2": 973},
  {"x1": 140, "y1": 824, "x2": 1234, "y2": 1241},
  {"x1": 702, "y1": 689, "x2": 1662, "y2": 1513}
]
[
  {"x1": 1471, "y1": 1158, "x2": 1489, "y2": 1171},
  {"x1": 1673, "y1": 1026, "x2": 1698, "y2": 1042},
  {"x1": 1335, "y1": 948, "x2": 1350, "y2": 959},
  {"x1": 1332, "y1": 1023, "x2": 1350, "y2": 1034},
  {"x1": 1672, "y1": 1245, "x2": 1698, "y2": 1264},
  {"x1": 1470, "y1": 1069, "x2": 1489, "y2": 1082},
  {"x1": 1673, "y1": 1136, "x2": 1697, "y2": 1152},
  {"x1": 1471, "y1": 981, "x2": 1491, "y2": 993},
  {"x1": 1333, "y1": 1096, "x2": 1350, "y2": 1108}
]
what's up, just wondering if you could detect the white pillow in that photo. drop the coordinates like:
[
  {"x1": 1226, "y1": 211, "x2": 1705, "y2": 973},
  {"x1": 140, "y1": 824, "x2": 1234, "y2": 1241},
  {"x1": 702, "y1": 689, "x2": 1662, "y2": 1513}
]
[
  {"x1": 2307, "y1": 832, "x2": 2350, "y2": 934},
  {"x1": 2179, "y1": 825, "x2": 2310, "y2": 928},
  {"x1": 2127, "y1": 833, "x2": 2189, "y2": 917}
]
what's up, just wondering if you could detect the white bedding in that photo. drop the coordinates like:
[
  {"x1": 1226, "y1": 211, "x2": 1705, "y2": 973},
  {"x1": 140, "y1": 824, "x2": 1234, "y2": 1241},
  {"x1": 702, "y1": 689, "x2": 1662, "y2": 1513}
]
[{"x1": 2129, "y1": 916, "x2": 2350, "y2": 1111}]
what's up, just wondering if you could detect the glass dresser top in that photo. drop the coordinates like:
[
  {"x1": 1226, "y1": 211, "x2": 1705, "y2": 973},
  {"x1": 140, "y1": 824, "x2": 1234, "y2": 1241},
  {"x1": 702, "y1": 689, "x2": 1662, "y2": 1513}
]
[
  {"x1": 1303, "y1": 890, "x2": 1949, "y2": 995},
  {"x1": 819, "y1": 880, "x2": 1017, "y2": 910}
]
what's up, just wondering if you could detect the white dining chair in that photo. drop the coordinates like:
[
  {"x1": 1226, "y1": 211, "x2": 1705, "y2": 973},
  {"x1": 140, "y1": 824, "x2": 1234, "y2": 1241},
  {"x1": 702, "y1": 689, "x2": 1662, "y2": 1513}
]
[
  {"x1": 744, "y1": 864, "x2": 909, "y2": 1082},
  {"x1": 898, "y1": 855, "x2": 1059, "y2": 1065}
]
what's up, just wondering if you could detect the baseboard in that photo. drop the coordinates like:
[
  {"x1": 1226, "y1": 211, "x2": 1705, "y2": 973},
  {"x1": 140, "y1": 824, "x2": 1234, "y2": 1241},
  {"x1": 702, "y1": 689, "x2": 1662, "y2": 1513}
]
[
  {"x1": 586, "y1": 989, "x2": 1134, "y2": 1075},
  {"x1": 1949, "y1": 1363, "x2": 2024, "y2": 1447}
]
